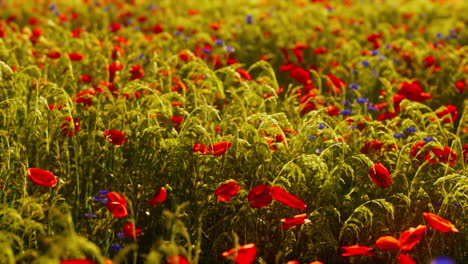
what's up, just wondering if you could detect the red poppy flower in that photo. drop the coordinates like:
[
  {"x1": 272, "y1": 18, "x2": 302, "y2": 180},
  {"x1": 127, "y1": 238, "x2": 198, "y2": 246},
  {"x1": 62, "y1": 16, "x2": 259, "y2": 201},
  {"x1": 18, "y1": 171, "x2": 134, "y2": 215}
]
[
  {"x1": 122, "y1": 222, "x2": 143, "y2": 239},
  {"x1": 222, "y1": 243, "x2": 256, "y2": 264},
  {"x1": 271, "y1": 186, "x2": 307, "y2": 210},
  {"x1": 166, "y1": 255, "x2": 189, "y2": 264},
  {"x1": 236, "y1": 69, "x2": 252, "y2": 80},
  {"x1": 398, "y1": 81, "x2": 432, "y2": 102},
  {"x1": 61, "y1": 260, "x2": 97, "y2": 264},
  {"x1": 61, "y1": 117, "x2": 80, "y2": 136},
  {"x1": 286, "y1": 261, "x2": 298, "y2": 264},
  {"x1": 455, "y1": 80, "x2": 466, "y2": 93},
  {"x1": 398, "y1": 225, "x2": 427, "y2": 251},
  {"x1": 74, "y1": 90, "x2": 95, "y2": 107},
  {"x1": 375, "y1": 236, "x2": 400, "y2": 250},
  {"x1": 377, "y1": 111, "x2": 397, "y2": 121},
  {"x1": 434, "y1": 105, "x2": 458, "y2": 123},
  {"x1": 192, "y1": 143, "x2": 210, "y2": 155},
  {"x1": 309, "y1": 262, "x2": 324, "y2": 264},
  {"x1": 281, "y1": 213, "x2": 311, "y2": 229},
  {"x1": 248, "y1": 185, "x2": 272, "y2": 208},
  {"x1": 46, "y1": 50, "x2": 61, "y2": 59},
  {"x1": 106, "y1": 192, "x2": 128, "y2": 217},
  {"x1": 410, "y1": 141, "x2": 429, "y2": 160},
  {"x1": 425, "y1": 146, "x2": 457, "y2": 165},
  {"x1": 463, "y1": 144, "x2": 468, "y2": 162},
  {"x1": 105, "y1": 62, "x2": 124, "y2": 82},
  {"x1": 369, "y1": 163, "x2": 392, "y2": 189},
  {"x1": 423, "y1": 56, "x2": 436, "y2": 68},
  {"x1": 149, "y1": 187, "x2": 167, "y2": 206},
  {"x1": 326, "y1": 74, "x2": 345, "y2": 94},
  {"x1": 360, "y1": 140, "x2": 385, "y2": 155},
  {"x1": 396, "y1": 253, "x2": 416, "y2": 264},
  {"x1": 68, "y1": 52, "x2": 84, "y2": 61},
  {"x1": 80, "y1": 74, "x2": 93, "y2": 83},
  {"x1": 327, "y1": 104, "x2": 339, "y2": 116},
  {"x1": 313, "y1": 47, "x2": 328, "y2": 54},
  {"x1": 211, "y1": 141, "x2": 232, "y2": 156},
  {"x1": 215, "y1": 181, "x2": 241, "y2": 202},
  {"x1": 26, "y1": 168, "x2": 57, "y2": 188},
  {"x1": 423, "y1": 213, "x2": 459, "y2": 233},
  {"x1": 103, "y1": 129, "x2": 128, "y2": 145},
  {"x1": 130, "y1": 64, "x2": 144, "y2": 80},
  {"x1": 289, "y1": 67, "x2": 311, "y2": 84},
  {"x1": 341, "y1": 245, "x2": 374, "y2": 256}
]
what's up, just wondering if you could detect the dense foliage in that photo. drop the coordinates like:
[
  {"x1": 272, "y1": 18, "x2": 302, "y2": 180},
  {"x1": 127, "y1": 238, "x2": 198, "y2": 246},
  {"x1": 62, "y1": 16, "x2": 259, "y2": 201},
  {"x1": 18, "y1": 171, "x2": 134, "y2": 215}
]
[{"x1": 0, "y1": 0, "x2": 466, "y2": 263}]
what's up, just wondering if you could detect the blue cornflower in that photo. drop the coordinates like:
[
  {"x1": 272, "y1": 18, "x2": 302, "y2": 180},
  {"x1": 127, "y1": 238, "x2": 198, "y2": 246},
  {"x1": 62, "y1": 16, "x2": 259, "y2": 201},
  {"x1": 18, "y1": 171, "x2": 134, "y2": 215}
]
[
  {"x1": 379, "y1": 56, "x2": 386, "y2": 60},
  {"x1": 348, "y1": 126, "x2": 358, "y2": 129},
  {"x1": 92, "y1": 197, "x2": 108, "y2": 202},
  {"x1": 351, "y1": 70, "x2": 358, "y2": 75},
  {"x1": 367, "y1": 105, "x2": 378, "y2": 111},
  {"x1": 183, "y1": 36, "x2": 190, "y2": 41},
  {"x1": 350, "y1": 83, "x2": 359, "y2": 90},
  {"x1": 371, "y1": 50, "x2": 379, "y2": 56},
  {"x1": 424, "y1": 137, "x2": 435, "y2": 142},
  {"x1": 224, "y1": 46, "x2": 235, "y2": 52},
  {"x1": 98, "y1": 190, "x2": 110, "y2": 195},
  {"x1": 361, "y1": 61, "x2": 370, "y2": 67},
  {"x1": 436, "y1": 33, "x2": 443, "y2": 38},
  {"x1": 308, "y1": 135, "x2": 316, "y2": 140},
  {"x1": 340, "y1": 110, "x2": 353, "y2": 115},
  {"x1": 246, "y1": 15, "x2": 253, "y2": 24},
  {"x1": 85, "y1": 214, "x2": 97, "y2": 217},
  {"x1": 175, "y1": 31, "x2": 182, "y2": 36},
  {"x1": 137, "y1": 55, "x2": 145, "y2": 60},
  {"x1": 355, "y1": 98, "x2": 368, "y2": 104},
  {"x1": 452, "y1": 202, "x2": 461, "y2": 208},
  {"x1": 393, "y1": 133, "x2": 406, "y2": 138},
  {"x1": 202, "y1": 48, "x2": 211, "y2": 53},
  {"x1": 110, "y1": 244, "x2": 123, "y2": 251},
  {"x1": 404, "y1": 127, "x2": 417, "y2": 133},
  {"x1": 49, "y1": 4, "x2": 57, "y2": 10},
  {"x1": 215, "y1": 39, "x2": 224, "y2": 45},
  {"x1": 126, "y1": 19, "x2": 133, "y2": 25},
  {"x1": 344, "y1": 100, "x2": 351, "y2": 106},
  {"x1": 431, "y1": 256, "x2": 455, "y2": 264},
  {"x1": 319, "y1": 124, "x2": 326, "y2": 129},
  {"x1": 392, "y1": 58, "x2": 398, "y2": 64}
]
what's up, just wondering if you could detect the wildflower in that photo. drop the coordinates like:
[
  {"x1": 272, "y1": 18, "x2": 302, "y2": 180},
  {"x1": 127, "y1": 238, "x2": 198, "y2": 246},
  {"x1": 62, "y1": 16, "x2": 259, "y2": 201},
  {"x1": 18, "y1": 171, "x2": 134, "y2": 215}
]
[
  {"x1": 224, "y1": 46, "x2": 235, "y2": 52},
  {"x1": 271, "y1": 186, "x2": 306, "y2": 210},
  {"x1": 369, "y1": 163, "x2": 392, "y2": 188},
  {"x1": 423, "y1": 213, "x2": 459, "y2": 232},
  {"x1": 246, "y1": 15, "x2": 253, "y2": 24},
  {"x1": 360, "y1": 140, "x2": 385, "y2": 155},
  {"x1": 61, "y1": 117, "x2": 80, "y2": 136},
  {"x1": 92, "y1": 197, "x2": 108, "y2": 202},
  {"x1": 222, "y1": 243, "x2": 257, "y2": 264},
  {"x1": 215, "y1": 39, "x2": 224, "y2": 45},
  {"x1": 398, "y1": 81, "x2": 432, "y2": 102},
  {"x1": 281, "y1": 213, "x2": 311, "y2": 229},
  {"x1": 215, "y1": 181, "x2": 241, "y2": 202},
  {"x1": 327, "y1": 73, "x2": 346, "y2": 94},
  {"x1": 166, "y1": 256, "x2": 189, "y2": 264},
  {"x1": 431, "y1": 257, "x2": 455, "y2": 264},
  {"x1": 212, "y1": 141, "x2": 233, "y2": 155},
  {"x1": 423, "y1": 137, "x2": 435, "y2": 142},
  {"x1": 149, "y1": 187, "x2": 167, "y2": 206},
  {"x1": 425, "y1": 146, "x2": 457, "y2": 165},
  {"x1": 434, "y1": 105, "x2": 458, "y2": 123},
  {"x1": 289, "y1": 67, "x2": 310, "y2": 84},
  {"x1": 355, "y1": 98, "x2": 367, "y2": 104},
  {"x1": 341, "y1": 245, "x2": 374, "y2": 256},
  {"x1": 26, "y1": 168, "x2": 57, "y2": 188},
  {"x1": 313, "y1": 47, "x2": 328, "y2": 54},
  {"x1": 393, "y1": 133, "x2": 406, "y2": 138},
  {"x1": 106, "y1": 192, "x2": 128, "y2": 218},
  {"x1": 327, "y1": 104, "x2": 339, "y2": 116},
  {"x1": 110, "y1": 244, "x2": 123, "y2": 251},
  {"x1": 80, "y1": 74, "x2": 93, "y2": 83},
  {"x1": 454, "y1": 80, "x2": 466, "y2": 93},
  {"x1": 68, "y1": 52, "x2": 84, "y2": 61},
  {"x1": 247, "y1": 185, "x2": 272, "y2": 208},
  {"x1": 103, "y1": 129, "x2": 128, "y2": 145},
  {"x1": 129, "y1": 64, "x2": 144, "y2": 80},
  {"x1": 398, "y1": 225, "x2": 427, "y2": 251},
  {"x1": 61, "y1": 260, "x2": 97, "y2": 264},
  {"x1": 397, "y1": 253, "x2": 416, "y2": 264},
  {"x1": 376, "y1": 236, "x2": 400, "y2": 250},
  {"x1": 350, "y1": 83, "x2": 359, "y2": 90},
  {"x1": 122, "y1": 222, "x2": 143, "y2": 239},
  {"x1": 404, "y1": 127, "x2": 417, "y2": 133},
  {"x1": 84, "y1": 214, "x2": 97, "y2": 217},
  {"x1": 46, "y1": 50, "x2": 61, "y2": 59},
  {"x1": 361, "y1": 61, "x2": 370, "y2": 67},
  {"x1": 340, "y1": 110, "x2": 353, "y2": 115},
  {"x1": 236, "y1": 69, "x2": 252, "y2": 80}
]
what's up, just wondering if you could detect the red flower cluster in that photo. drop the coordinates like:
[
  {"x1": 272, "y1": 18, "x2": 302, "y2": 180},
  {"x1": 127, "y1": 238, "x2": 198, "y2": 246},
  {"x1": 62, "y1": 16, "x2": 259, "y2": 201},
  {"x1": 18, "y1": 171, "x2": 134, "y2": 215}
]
[
  {"x1": 215, "y1": 181, "x2": 241, "y2": 202},
  {"x1": 61, "y1": 117, "x2": 80, "y2": 136},
  {"x1": 192, "y1": 141, "x2": 232, "y2": 156},
  {"x1": 106, "y1": 191, "x2": 128, "y2": 218},
  {"x1": 397, "y1": 81, "x2": 432, "y2": 102}
]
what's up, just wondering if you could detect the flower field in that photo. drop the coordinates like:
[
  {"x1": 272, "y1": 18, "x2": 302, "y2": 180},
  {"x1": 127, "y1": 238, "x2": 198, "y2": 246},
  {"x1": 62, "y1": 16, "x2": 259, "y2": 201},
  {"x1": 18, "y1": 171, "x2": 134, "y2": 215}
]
[{"x1": 0, "y1": 0, "x2": 467, "y2": 263}]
